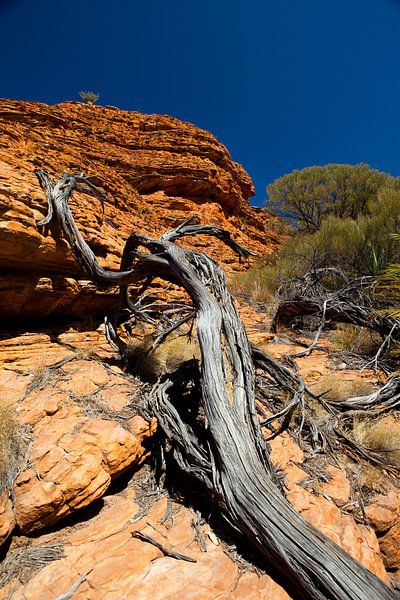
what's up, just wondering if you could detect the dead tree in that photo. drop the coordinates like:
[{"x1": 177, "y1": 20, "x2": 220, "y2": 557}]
[
  {"x1": 271, "y1": 269, "x2": 400, "y2": 342},
  {"x1": 35, "y1": 170, "x2": 398, "y2": 600}
]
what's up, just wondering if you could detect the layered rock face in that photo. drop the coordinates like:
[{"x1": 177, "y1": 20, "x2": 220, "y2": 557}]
[{"x1": 0, "y1": 99, "x2": 280, "y2": 320}]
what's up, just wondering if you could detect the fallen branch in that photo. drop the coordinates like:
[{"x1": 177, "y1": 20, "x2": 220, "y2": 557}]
[
  {"x1": 271, "y1": 269, "x2": 400, "y2": 345},
  {"x1": 361, "y1": 323, "x2": 398, "y2": 374},
  {"x1": 131, "y1": 530, "x2": 197, "y2": 563},
  {"x1": 272, "y1": 295, "x2": 400, "y2": 340},
  {"x1": 330, "y1": 375, "x2": 400, "y2": 413},
  {"x1": 54, "y1": 570, "x2": 92, "y2": 600}
]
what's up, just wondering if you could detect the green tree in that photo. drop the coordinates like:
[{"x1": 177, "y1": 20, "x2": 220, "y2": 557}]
[
  {"x1": 239, "y1": 186, "x2": 400, "y2": 302},
  {"x1": 267, "y1": 163, "x2": 393, "y2": 233}
]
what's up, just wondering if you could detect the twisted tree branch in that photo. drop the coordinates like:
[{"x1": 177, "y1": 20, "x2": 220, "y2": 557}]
[{"x1": 35, "y1": 171, "x2": 398, "y2": 600}]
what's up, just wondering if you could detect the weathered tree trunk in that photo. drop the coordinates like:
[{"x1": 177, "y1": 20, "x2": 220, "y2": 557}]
[{"x1": 35, "y1": 170, "x2": 398, "y2": 600}]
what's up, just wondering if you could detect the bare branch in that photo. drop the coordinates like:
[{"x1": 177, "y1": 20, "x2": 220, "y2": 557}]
[
  {"x1": 161, "y1": 219, "x2": 256, "y2": 259},
  {"x1": 131, "y1": 530, "x2": 197, "y2": 562}
]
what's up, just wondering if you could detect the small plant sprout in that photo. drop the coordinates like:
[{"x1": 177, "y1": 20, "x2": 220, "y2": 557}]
[{"x1": 78, "y1": 91, "x2": 100, "y2": 105}]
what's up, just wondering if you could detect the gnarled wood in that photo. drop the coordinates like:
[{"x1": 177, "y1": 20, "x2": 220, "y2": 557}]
[
  {"x1": 271, "y1": 296, "x2": 400, "y2": 340},
  {"x1": 36, "y1": 171, "x2": 398, "y2": 600},
  {"x1": 271, "y1": 269, "x2": 400, "y2": 342}
]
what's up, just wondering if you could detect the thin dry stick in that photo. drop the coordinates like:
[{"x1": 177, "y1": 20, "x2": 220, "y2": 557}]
[
  {"x1": 290, "y1": 299, "x2": 329, "y2": 358},
  {"x1": 361, "y1": 322, "x2": 398, "y2": 374},
  {"x1": 131, "y1": 530, "x2": 196, "y2": 563},
  {"x1": 54, "y1": 570, "x2": 92, "y2": 600}
]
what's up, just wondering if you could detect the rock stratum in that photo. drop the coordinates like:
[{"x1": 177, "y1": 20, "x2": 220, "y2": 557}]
[{"x1": 0, "y1": 99, "x2": 280, "y2": 320}]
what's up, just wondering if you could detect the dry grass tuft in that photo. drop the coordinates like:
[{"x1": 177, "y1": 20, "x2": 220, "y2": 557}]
[
  {"x1": 229, "y1": 266, "x2": 278, "y2": 306},
  {"x1": 0, "y1": 543, "x2": 64, "y2": 588},
  {"x1": 353, "y1": 416, "x2": 400, "y2": 466},
  {"x1": 352, "y1": 463, "x2": 396, "y2": 497},
  {"x1": 68, "y1": 389, "x2": 137, "y2": 427},
  {"x1": 72, "y1": 347, "x2": 98, "y2": 361},
  {"x1": 0, "y1": 404, "x2": 30, "y2": 492},
  {"x1": 308, "y1": 373, "x2": 376, "y2": 403},
  {"x1": 29, "y1": 362, "x2": 51, "y2": 390},
  {"x1": 69, "y1": 390, "x2": 114, "y2": 420},
  {"x1": 126, "y1": 334, "x2": 200, "y2": 381},
  {"x1": 332, "y1": 324, "x2": 382, "y2": 356},
  {"x1": 69, "y1": 378, "x2": 144, "y2": 424}
]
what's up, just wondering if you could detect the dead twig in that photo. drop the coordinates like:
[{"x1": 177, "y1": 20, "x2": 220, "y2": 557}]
[
  {"x1": 54, "y1": 569, "x2": 93, "y2": 600},
  {"x1": 131, "y1": 530, "x2": 197, "y2": 563}
]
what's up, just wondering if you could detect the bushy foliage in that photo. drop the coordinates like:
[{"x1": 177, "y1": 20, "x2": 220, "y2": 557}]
[
  {"x1": 267, "y1": 163, "x2": 393, "y2": 233},
  {"x1": 374, "y1": 230, "x2": 400, "y2": 316},
  {"x1": 232, "y1": 184, "x2": 400, "y2": 306},
  {"x1": 374, "y1": 238, "x2": 400, "y2": 361},
  {"x1": 229, "y1": 265, "x2": 279, "y2": 305},
  {"x1": 274, "y1": 187, "x2": 400, "y2": 277},
  {"x1": 377, "y1": 266, "x2": 400, "y2": 314}
]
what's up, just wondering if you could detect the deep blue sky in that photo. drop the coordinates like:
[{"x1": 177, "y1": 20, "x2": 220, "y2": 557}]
[{"x1": 1, "y1": 0, "x2": 400, "y2": 205}]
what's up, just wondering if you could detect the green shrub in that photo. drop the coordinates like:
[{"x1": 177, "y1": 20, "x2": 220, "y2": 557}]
[
  {"x1": 235, "y1": 168, "x2": 400, "y2": 307},
  {"x1": 267, "y1": 163, "x2": 393, "y2": 233}
]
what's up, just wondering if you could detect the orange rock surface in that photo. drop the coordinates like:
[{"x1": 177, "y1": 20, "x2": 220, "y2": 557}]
[
  {"x1": 0, "y1": 322, "x2": 397, "y2": 597},
  {"x1": 0, "y1": 333, "x2": 152, "y2": 535},
  {"x1": 0, "y1": 490, "x2": 292, "y2": 600},
  {"x1": 0, "y1": 493, "x2": 15, "y2": 547},
  {"x1": 366, "y1": 490, "x2": 400, "y2": 577},
  {"x1": 0, "y1": 99, "x2": 281, "y2": 319}
]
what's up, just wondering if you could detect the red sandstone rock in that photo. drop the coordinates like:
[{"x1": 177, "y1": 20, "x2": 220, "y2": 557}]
[
  {"x1": 286, "y1": 485, "x2": 389, "y2": 582},
  {"x1": 0, "y1": 324, "x2": 396, "y2": 594},
  {"x1": 380, "y1": 520, "x2": 400, "y2": 570},
  {"x1": 0, "y1": 492, "x2": 15, "y2": 547},
  {"x1": 0, "y1": 331, "x2": 150, "y2": 534},
  {"x1": 321, "y1": 465, "x2": 351, "y2": 506},
  {"x1": 1, "y1": 490, "x2": 294, "y2": 600},
  {"x1": 365, "y1": 502, "x2": 398, "y2": 533},
  {"x1": 0, "y1": 99, "x2": 282, "y2": 320},
  {"x1": 13, "y1": 414, "x2": 145, "y2": 533},
  {"x1": 268, "y1": 434, "x2": 389, "y2": 583}
]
